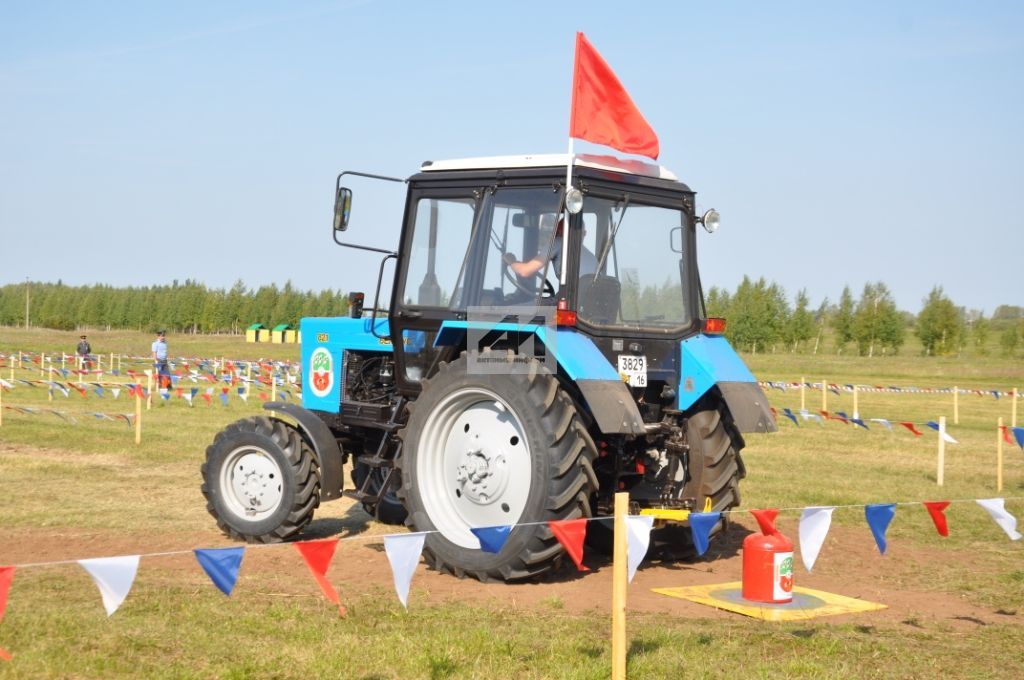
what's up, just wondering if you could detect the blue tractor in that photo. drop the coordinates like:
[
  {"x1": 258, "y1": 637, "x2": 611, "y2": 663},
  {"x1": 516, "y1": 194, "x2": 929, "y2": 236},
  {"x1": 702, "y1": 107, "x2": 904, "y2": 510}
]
[{"x1": 201, "y1": 153, "x2": 776, "y2": 581}]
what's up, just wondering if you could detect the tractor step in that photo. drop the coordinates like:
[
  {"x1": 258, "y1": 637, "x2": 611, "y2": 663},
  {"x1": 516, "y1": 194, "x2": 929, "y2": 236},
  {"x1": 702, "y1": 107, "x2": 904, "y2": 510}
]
[{"x1": 639, "y1": 508, "x2": 691, "y2": 522}]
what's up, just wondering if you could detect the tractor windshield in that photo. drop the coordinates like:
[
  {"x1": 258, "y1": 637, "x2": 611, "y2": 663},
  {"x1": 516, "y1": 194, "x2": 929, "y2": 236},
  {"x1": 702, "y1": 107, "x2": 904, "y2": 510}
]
[
  {"x1": 575, "y1": 195, "x2": 695, "y2": 332},
  {"x1": 398, "y1": 185, "x2": 696, "y2": 333}
]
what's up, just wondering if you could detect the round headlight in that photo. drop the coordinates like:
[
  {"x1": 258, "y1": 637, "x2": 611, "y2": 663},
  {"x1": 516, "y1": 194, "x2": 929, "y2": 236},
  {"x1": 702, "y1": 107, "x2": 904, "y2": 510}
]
[
  {"x1": 701, "y1": 208, "x2": 720, "y2": 233},
  {"x1": 566, "y1": 187, "x2": 584, "y2": 214}
]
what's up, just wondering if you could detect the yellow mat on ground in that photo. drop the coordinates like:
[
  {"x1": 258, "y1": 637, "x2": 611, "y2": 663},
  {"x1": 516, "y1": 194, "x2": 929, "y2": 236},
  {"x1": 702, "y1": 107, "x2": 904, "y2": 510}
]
[{"x1": 652, "y1": 581, "x2": 886, "y2": 621}]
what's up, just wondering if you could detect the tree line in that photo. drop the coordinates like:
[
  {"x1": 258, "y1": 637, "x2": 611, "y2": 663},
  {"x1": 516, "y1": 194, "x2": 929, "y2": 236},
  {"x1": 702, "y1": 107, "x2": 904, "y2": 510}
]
[
  {"x1": 705, "y1": 277, "x2": 1024, "y2": 357},
  {"x1": 0, "y1": 280, "x2": 351, "y2": 334},
  {"x1": 1, "y1": 277, "x2": 1020, "y2": 357}
]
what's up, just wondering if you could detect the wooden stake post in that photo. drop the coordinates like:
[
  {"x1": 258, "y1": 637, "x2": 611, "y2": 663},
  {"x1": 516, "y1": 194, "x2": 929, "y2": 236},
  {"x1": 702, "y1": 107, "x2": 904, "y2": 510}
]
[
  {"x1": 953, "y1": 386, "x2": 959, "y2": 425},
  {"x1": 937, "y1": 416, "x2": 946, "y2": 486},
  {"x1": 997, "y1": 417, "x2": 1004, "y2": 492},
  {"x1": 852, "y1": 385, "x2": 859, "y2": 420},
  {"x1": 135, "y1": 388, "x2": 142, "y2": 444},
  {"x1": 800, "y1": 376, "x2": 806, "y2": 411},
  {"x1": 1013, "y1": 388, "x2": 1019, "y2": 428},
  {"x1": 821, "y1": 379, "x2": 827, "y2": 413},
  {"x1": 611, "y1": 492, "x2": 628, "y2": 680}
]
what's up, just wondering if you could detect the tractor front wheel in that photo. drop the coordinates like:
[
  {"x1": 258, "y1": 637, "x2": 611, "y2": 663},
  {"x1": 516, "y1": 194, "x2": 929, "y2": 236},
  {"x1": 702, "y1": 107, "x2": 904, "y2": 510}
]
[{"x1": 201, "y1": 416, "x2": 320, "y2": 542}]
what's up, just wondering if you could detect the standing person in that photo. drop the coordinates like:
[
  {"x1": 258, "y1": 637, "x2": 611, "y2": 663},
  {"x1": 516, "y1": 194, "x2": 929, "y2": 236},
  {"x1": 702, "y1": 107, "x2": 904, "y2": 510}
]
[
  {"x1": 151, "y1": 330, "x2": 171, "y2": 389},
  {"x1": 76, "y1": 334, "x2": 92, "y2": 371}
]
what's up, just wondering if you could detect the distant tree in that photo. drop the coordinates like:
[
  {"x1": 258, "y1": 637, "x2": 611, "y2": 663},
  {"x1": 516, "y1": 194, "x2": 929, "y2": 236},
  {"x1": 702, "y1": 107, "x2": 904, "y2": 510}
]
[
  {"x1": 727, "y1": 276, "x2": 789, "y2": 353},
  {"x1": 811, "y1": 298, "x2": 830, "y2": 354},
  {"x1": 853, "y1": 282, "x2": 903, "y2": 356},
  {"x1": 784, "y1": 289, "x2": 815, "y2": 352},
  {"x1": 1001, "y1": 323, "x2": 1020, "y2": 357},
  {"x1": 916, "y1": 286, "x2": 962, "y2": 356},
  {"x1": 992, "y1": 305, "x2": 1024, "y2": 321},
  {"x1": 704, "y1": 286, "x2": 730, "y2": 319},
  {"x1": 832, "y1": 286, "x2": 855, "y2": 354},
  {"x1": 971, "y1": 315, "x2": 990, "y2": 356}
]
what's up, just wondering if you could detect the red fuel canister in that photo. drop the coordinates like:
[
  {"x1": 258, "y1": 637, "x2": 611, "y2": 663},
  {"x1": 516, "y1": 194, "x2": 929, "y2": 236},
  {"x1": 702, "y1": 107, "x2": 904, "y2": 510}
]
[{"x1": 742, "y1": 508, "x2": 794, "y2": 603}]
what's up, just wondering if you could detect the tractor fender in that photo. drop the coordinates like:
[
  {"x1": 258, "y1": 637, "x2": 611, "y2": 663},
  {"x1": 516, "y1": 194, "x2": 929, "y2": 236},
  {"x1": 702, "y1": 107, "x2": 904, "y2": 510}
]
[
  {"x1": 262, "y1": 401, "x2": 344, "y2": 501},
  {"x1": 434, "y1": 321, "x2": 646, "y2": 435},
  {"x1": 677, "y1": 335, "x2": 777, "y2": 433}
]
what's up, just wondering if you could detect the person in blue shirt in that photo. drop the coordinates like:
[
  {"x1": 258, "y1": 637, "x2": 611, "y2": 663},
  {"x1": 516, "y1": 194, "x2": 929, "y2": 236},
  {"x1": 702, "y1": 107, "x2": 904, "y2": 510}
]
[{"x1": 151, "y1": 330, "x2": 171, "y2": 389}]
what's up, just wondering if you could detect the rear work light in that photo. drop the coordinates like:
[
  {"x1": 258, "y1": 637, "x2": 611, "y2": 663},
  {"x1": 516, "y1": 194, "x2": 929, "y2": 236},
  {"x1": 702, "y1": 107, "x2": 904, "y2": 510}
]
[
  {"x1": 556, "y1": 299, "x2": 577, "y2": 327},
  {"x1": 704, "y1": 317, "x2": 727, "y2": 334}
]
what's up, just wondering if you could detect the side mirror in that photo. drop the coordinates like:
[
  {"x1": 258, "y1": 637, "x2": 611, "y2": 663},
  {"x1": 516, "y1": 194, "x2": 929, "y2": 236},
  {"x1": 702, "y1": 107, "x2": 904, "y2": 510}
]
[
  {"x1": 670, "y1": 226, "x2": 684, "y2": 253},
  {"x1": 334, "y1": 187, "x2": 353, "y2": 231}
]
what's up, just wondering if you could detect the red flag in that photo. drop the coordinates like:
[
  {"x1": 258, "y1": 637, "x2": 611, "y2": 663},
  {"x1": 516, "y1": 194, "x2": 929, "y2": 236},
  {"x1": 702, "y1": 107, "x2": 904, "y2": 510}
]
[
  {"x1": 999, "y1": 425, "x2": 1013, "y2": 445},
  {"x1": 923, "y1": 501, "x2": 951, "y2": 537},
  {"x1": 548, "y1": 519, "x2": 589, "y2": 572},
  {"x1": 0, "y1": 565, "x2": 15, "y2": 661},
  {"x1": 569, "y1": 32, "x2": 659, "y2": 160},
  {"x1": 294, "y1": 539, "x2": 345, "y2": 616},
  {"x1": 899, "y1": 422, "x2": 923, "y2": 437}
]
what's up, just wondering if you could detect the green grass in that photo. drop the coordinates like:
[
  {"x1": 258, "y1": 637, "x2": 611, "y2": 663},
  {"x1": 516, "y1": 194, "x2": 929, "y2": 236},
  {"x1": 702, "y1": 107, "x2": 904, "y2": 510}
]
[{"x1": 1, "y1": 327, "x2": 1023, "y2": 678}]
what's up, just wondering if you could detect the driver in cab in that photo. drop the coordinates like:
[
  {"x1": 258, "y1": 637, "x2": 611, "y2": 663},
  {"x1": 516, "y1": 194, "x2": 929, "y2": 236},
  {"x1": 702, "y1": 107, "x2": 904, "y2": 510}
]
[{"x1": 503, "y1": 214, "x2": 597, "y2": 281}]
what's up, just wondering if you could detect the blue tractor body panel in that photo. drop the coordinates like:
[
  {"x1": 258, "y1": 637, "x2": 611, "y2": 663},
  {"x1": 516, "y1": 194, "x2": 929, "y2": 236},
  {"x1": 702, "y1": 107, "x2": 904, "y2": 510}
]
[
  {"x1": 433, "y1": 321, "x2": 619, "y2": 381},
  {"x1": 300, "y1": 317, "x2": 391, "y2": 411},
  {"x1": 677, "y1": 334, "x2": 757, "y2": 411}
]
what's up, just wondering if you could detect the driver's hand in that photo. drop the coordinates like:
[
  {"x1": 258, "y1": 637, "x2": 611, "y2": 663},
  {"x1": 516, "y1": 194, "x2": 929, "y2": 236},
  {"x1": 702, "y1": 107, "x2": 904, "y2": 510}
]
[{"x1": 502, "y1": 252, "x2": 517, "y2": 267}]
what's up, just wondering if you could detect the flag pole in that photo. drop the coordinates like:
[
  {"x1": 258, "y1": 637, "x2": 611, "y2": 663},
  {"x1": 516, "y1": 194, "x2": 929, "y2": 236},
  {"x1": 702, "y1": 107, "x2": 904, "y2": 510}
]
[
  {"x1": 563, "y1": 32, "x2": 580, "y2": 287},
  {"x1": 561, "y1": 137, "x2": 573, "y2": 286}
]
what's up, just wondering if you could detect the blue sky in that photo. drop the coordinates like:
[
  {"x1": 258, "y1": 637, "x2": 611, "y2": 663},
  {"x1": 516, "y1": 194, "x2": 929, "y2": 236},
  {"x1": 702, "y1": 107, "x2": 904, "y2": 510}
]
[{"x1": 2, "y1": 1, "x2": 1021, "y2": 315}]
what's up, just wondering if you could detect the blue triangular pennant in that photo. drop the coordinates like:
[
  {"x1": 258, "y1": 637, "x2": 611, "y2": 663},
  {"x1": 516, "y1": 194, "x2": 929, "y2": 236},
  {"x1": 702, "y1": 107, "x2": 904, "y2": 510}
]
[
  {"x1": 688, "y1": 512, "x2": 721, "y2": 556},
  {"x1": 194, "y1": 547, "x2": 245, "y2": 596},
  {"x1": 470, "y1": 525, "x2": 511, "y2": 553},
  {"x1": 851, "y1": 418, "x2": 869, "y2": 430},
  {"x1": 864, "y1": 503, "x2": 896, "y2": 555},
  {"x1": 1012, "y1": 427, "x2": 1024, "y2": 451},
  {"x1": 925, "y1": 421, "x2": 940, "y2": 431},
  {"x1": 782, "y1": 408, "x2": 799, "y2": 426}
]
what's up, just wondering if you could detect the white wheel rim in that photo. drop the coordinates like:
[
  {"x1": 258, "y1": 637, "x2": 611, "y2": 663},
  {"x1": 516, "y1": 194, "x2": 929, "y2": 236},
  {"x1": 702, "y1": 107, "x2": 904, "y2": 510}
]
[
  {"x1": 417, "y1": 387, "x2": 531, "y2": 549},
  {"x1": 220, "y1": 446, "x2": 285, "y2": 521}
]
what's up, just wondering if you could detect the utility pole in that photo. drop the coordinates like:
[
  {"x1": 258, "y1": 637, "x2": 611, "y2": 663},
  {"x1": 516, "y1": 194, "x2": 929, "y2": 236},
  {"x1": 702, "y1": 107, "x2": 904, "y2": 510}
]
[{"x1": 25, "y1": 277, "x2": 30, "y2": 329}]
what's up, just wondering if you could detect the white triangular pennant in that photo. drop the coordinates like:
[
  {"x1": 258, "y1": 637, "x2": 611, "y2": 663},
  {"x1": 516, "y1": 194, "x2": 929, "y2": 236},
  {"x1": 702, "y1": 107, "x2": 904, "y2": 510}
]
[
  {"x1": 110, "y1": 388, "x2": 121, "y2": 400},
  {"x1": 625, "y1": 515, "x2": 654, "y2": 583},
  {"x1": 799, "y1": 506, "x2": 835, "y2": 572},
  {"x1": 78, "y1": 555, "x2": 140, "y2": 616},
  {"x1": 383, "y1": 532, "x2": 426, "y2": 609},
  {"x1": 976, "y1": 498, "x2": 1022, "y2": 541}
]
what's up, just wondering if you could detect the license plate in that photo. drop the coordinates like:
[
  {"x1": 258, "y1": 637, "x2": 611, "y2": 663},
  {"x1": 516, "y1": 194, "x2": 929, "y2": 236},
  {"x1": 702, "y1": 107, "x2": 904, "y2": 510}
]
[{"x1": 617, "y1": 355, "x2": 647, "y2": 387}]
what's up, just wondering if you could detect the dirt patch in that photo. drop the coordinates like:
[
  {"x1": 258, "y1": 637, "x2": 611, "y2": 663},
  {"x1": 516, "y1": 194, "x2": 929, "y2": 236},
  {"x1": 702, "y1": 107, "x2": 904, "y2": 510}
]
[{"x1": 0, "y1": 442, "x2": 1017, "y2": 632}]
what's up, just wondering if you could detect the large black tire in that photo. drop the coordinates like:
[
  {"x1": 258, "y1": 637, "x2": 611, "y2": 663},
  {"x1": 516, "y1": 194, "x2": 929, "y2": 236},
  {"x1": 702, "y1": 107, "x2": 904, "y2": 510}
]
[
  {"x1": 201, "y1": 416, "x2": 320, "y2": 542},
  {"x1": 397, "y1": 351, "x2": 598, "y2": 582},
  {"x1": 683, "y1": 397, "x2": 746, "y2": 529},
  {"x1": 352, "y1": 462, "x2": 408, "y2": 525}
]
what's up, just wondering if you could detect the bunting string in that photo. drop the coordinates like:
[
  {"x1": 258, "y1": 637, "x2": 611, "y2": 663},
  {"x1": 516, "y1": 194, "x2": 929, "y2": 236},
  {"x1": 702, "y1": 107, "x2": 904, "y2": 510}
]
[{"x1": 761, "y1": 380, "x2": 1020, "y2": 400}]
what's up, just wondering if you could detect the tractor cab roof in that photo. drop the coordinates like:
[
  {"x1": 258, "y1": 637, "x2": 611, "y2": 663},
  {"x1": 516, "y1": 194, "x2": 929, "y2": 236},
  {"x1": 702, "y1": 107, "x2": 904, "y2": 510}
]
[{"x1": 417, "y1": 153, "x2": 686, "y2": 190}]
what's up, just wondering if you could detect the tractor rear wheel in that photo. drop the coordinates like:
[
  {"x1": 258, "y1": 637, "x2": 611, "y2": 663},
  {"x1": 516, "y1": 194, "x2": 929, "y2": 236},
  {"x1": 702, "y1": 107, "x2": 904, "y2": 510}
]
[
  {"x1": 201, "y1": 416, "x2": 320, "y2": 542},
  {"x1": 397, "y1": 351, "x2": 598, "y2": 582},
  {"x1": 683, "y1": 396, "x2": 746, "y2": 533}
]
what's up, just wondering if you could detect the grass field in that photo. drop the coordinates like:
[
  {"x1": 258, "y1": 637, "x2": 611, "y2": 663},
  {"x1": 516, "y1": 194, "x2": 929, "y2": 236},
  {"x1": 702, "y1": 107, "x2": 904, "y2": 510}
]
[{"x1": 1, "y1": 326, "x2": 1022, "y2": 678}]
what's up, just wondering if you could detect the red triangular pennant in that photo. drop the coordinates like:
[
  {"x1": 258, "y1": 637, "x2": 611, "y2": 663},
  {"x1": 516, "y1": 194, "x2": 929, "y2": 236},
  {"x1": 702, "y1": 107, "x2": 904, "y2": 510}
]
[
  {"x1": 548, "y1": 519, "x2": 589, "y2": 572},
  {"x1": 293, "y1": 539, "x2": 345, "y2": 616},
  {"x1": 899, "y1": 422, "x2": 923, "y2": 436},
  {"x1": 0, "y1": 566, "x2": 16, "y2": 661},
  {"x1": 923, "y1": 501, "x2": 951, "y2": 537},
  {"x1": 999, "y1": 425, "x2": 1013, "y2": 445}
]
